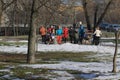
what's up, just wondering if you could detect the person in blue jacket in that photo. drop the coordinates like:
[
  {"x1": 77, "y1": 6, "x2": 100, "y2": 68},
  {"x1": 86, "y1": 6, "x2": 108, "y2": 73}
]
[
  {"x1": 56, "y1": 26, "x2": 63, "y2": 44},
  {"x1": 78, "y1": 22, "x2": 85, "y2": 44}
]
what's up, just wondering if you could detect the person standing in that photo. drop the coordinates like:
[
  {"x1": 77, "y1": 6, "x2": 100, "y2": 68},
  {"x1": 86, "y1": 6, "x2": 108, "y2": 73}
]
[
  {"x1": 93, "y1": 27, "x2": 102, "y2": 45},
  {"x1": 69, "y1": 26, "x2": 77, "y2": 44},
  {"x1": 48, "y1": 25, "x2": 55, "y2": 44},
  {"x1": 78, "y1": 22, "x2": 85, "y2": 44},
  {"x1": 69, "y1": 26, "x2": 74, "y2": 43},
  {"x1": 63, "y1": 26, "x2": 69, "y2": 43},
  {"x1": 56, "y1": 26, "x2": 63, "y2": 44},
  {"x1": 40, "y1": 26, "x2": 46, "y2": 44}
]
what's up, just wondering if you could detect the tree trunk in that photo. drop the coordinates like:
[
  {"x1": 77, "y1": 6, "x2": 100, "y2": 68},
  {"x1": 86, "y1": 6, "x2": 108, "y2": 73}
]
[
  {"x1": 27, "y1": 0, "x2": 36, "y2": 64},
  {"x1": 93, "y1": 5, "x2": 98, "y2": 31},
  {"x1": 82, "y1": 0, "x2": 92, "y2": 30},
  {"x1": 112, "y1": 31, "x2": 119, "y2": 73},
  {"x1": 0, "y1": 11, "x2": 2, "y2": 26}
]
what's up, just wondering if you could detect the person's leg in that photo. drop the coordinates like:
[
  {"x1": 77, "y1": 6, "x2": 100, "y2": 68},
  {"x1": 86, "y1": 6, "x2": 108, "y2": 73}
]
[
  {"x1": 69, "y1": 36, "x2": 72, "y2": 43},
  {"x1": 96, "y1": 37, "x2": 100, "y2": 45},
  {"x1": 57, "y1": 36, "x2": 59, "y2": 44},
  {"x1": 59, "y1": 35, "x2": 62, "y2": 44},
  {"x1": 41, "y1": 35, "x2": 44, "y2": 43},
  {"x1": 95, "y1": 37, "x2": 99, "y2": 45},
  {"x1": 79, "y1": 36, "x2": 83, "y2": 44},
  {"x1": 63, "y1": 37, "x2": 65, "y2": 43},
  {"x1": 92, "y1": 35, "x2": 96, "y2": 45},
  {"x1": 80, "y1": 37, "x2": 82, "y2": 44},
  {"x1": 64, "y1": 37, "x2": 67, "y2": 43},
  {"x1": 78, "y1": 35, "x2": 82, "y2": 44},
  {"x1": 74, "y1": 36, "x2": 77, "y2": 44},
  {"x1": 80, "y1": 34, "x2": 85, "y2": 44},
  {"x1": 43, "y1": 35, "x2": 46, "y2": 44},
  {"x1": 81, "y1": 36, "x2": 84, "y2": 44}
]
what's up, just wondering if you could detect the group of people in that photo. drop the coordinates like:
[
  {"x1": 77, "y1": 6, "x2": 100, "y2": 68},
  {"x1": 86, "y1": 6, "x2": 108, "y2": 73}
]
[
  {"x1": 39, "y1": 25, "x2": 69, "y2": 44},
  {"x1": 39, "y1": 22, "x2": 102, "y2": 45}
]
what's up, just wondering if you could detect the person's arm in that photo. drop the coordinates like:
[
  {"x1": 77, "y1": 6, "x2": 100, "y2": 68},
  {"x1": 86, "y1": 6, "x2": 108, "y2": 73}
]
[
  {"x1": 83, "y1": 27, "x2": 85, "y2": 33},
  {"x1": 78, "y1": 28, "x2": 80, "y2": 34},
  {"x1": 94, "y1": 30, "x2": 96, "y2": 35},
  {"x1": 61, "y1": 29, "x2": 63, "y2": 34},
  {"x1": 100, "y1": 31, "x2": 102, "y2": 36},
  {"x1": 56, "y1": 30, "x2": 58, "y2": 35}
]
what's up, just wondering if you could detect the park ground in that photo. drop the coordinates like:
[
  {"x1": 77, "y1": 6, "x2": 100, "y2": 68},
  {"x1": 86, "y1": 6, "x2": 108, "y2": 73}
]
[{"x1": 0, "y1": 31, "x2": 120, "y2": 80}]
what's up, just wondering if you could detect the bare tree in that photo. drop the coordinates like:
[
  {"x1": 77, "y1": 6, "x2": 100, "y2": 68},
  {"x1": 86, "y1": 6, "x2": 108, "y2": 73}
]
[
  {"x1": 27, "y1": 0, "x2": 51, "y2": 63},
  {"x1": 0, "y1": 0, "x2": 15, "y2": 26},
  {"x1": 112, "y1": 30, "x2": 120, "y2": 73},
  {"x1": 104, "y1": 0, "x2": 120, "y2": 24},
  {"x1": 27, "y1": 0, "x2": 36, "y2": 63},
  {"x1": 18, "y1": 0, "x2": 31, "y2": 28},
  {"x1": 82, "y1": 0, "x2": 92, "y2": 30},
  {"x1": 81, "y1": 0, "x2": 113, "y2": 31},
  {"x1": 94, "y1": 0, "x2": 113, "y2": 29},
  {"x1": 27, "y1": 0, "x2": 63, "y2": 63}
]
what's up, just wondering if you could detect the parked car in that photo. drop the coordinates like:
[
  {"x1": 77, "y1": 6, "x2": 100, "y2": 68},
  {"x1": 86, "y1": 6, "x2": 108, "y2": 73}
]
[
  {"x1": 99, "y1": 23, "x2": 111, "y2": 30},
  {"x1": 107, "y1": 24, "x2": 120, "y2": 32}
]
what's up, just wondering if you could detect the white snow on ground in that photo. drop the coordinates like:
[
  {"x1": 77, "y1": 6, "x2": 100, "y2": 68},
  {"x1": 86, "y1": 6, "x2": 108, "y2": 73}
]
[
  {"x1": 38, "y1": 43, "x2": 120, "y2": 54},
  {"x1": 0, "y1": 69, "x2": 10, "y2": 72},
  {"x1": 0, "y1": 42, "x2": 120, "y2": 55},
  {"x1": 49, "y1": 71, "x2": 75, "y2": 80},
  {"x1": 0, "y1": 40, "x2": 120, "y2": 79},
  {"x1": 21, "y1": 61, "x2": 120, "y2": 79},
  {"x1": 21, "y1": 62, "x2": 117, "y2": 73},
  {"x1": 0, "y1": 45, "x2": 27, "y2": 54}
]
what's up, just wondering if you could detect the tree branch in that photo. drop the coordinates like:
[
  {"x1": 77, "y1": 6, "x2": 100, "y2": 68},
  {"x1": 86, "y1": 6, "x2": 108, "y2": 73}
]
[
  {"x1": 0, "y1": 0, "x2": 5, "y2": 5},
  {"x1": 96, "y1": 0, "x2": 113, "y2": 27},
  {"x1": 34, "y1": 0, "x2": 50, "y2": 13},
  {"x1": 2, "y1": 0, "x2": 16, "y2": 11}
]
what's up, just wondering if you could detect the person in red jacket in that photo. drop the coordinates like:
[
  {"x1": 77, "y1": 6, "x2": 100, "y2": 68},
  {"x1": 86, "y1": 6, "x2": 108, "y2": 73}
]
[
  {"x1": 63, "y1": 26, "x2": 69, "y2": 43},
  {"x1": 48, "y1": 25, "x2": 55, "y2": 44}
]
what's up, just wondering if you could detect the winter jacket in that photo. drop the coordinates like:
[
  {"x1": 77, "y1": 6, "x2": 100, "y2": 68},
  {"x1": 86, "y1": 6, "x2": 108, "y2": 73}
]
[
  {"x1": 56, "y1": 29, "x2": 62, "y2": 35},
  {"x1": 40, "y1": 27, "x2": 46, "y2": 35},
  {"x1": 63, "y1": 27, "x2": 69, "y2": 38},
  {"x1": 78, "y1": 25, "x2": 85, "y2": 37},
  {"x1": 94, "y1": 30, "x2": 102, "y2": 37},
  {"x1": 69, "y1": 28, "x2": 77, "y2": 37}
]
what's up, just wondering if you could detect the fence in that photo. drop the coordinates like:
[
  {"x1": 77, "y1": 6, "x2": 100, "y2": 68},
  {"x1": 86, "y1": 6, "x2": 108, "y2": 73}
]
[{"x1": 0, "y1": 27, "x2": 40, "y2": 36}]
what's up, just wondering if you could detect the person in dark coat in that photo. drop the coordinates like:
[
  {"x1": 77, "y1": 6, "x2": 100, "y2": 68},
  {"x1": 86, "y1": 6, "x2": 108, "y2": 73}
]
[{"x1": 69, "y1": 26, "x2": 77, "y2": 44}]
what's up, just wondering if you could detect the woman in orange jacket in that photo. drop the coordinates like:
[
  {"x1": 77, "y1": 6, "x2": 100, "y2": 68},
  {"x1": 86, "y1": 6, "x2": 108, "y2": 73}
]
[{"x1": 40, "y1": 26, "x2": 46, "y2": 44}]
